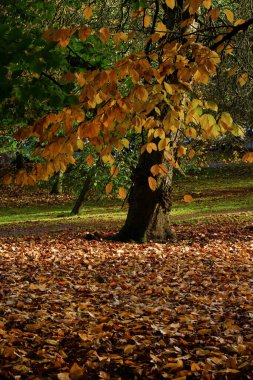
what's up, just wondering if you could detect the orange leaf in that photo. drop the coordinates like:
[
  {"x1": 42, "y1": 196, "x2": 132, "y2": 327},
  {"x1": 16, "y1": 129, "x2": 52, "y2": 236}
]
[
  {"x1": 208, "y1": 8, "x2": 220, "y2": 21},
  {"x1": 99, "y1": 27, "x2": 110, "y2": 43},
  {"x1": 118, "y1": 187, "x2": 127, "y2": 200},
  {"x1": 106, "y1": 182, "x2": 113, "y2": 195},
  {"x1": 78, "y1": 121, "x2": 100, "y2": 139},
  {"x1": 224, "y1": 8, "x2": 234, "y2": 24},
  {"x1": 203, "y1": 0, "x2": 212, "y2": 9},
  {"x1": 144, "y1": 14, "x2": 152, "y2": 28},
  {"x1": 242, "y1": 152, "x2": 253, "y2": 163},
  {"x1": 110, "y1": 165, "x2": 119, "y2": 177},
  {"x1": 238, "y1": 73, "x2": 248, "y2": 86},
  {"x1": 86, "y1": 154, "x2": 94, "y2": 166},
  {"x1": 2, "y1": 175, "x2": 13, "y2": 185},
  {"x1": 70, "y1": 362, "x2": 84, "y2": 379},
  {"x1": 184, "y1": 194, "x2": 193, "y2": 203},
  {"x1": 150, "y1": 164, "x2": 160, "y2": 176},
  {"x1": 156, "y1": 22, "x2": 167, "y2": 37},
  {"x1": 57, "y1": 374, "x2": 70, "y2": 380},
  {"x1": 135, "y1": 86, "x2": 148, "y2": 102},
  {"x1": 148, "y1": 176, "x2": 157, "y2": 191},
  {"x1": 84, "y1": 6, "x2": 92, "y2": 20},
  {"x1": 113, "y1": 32, "x2": 128, "y2": 45},
  {"x1": 165, "y1": 0, "x2": 175, "y2": 9},
  {"x1": 78, "y1": 25, "x2": 92, "y2": 41},
  {"x1": 191, "y1": 362, "x2": 201, "y2": 371}
]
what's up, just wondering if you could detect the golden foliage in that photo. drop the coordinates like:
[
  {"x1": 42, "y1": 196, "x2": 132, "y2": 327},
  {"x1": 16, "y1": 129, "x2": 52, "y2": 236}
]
[{"x1": 148, "y1": 176, "x2": 157, "y2": 191}]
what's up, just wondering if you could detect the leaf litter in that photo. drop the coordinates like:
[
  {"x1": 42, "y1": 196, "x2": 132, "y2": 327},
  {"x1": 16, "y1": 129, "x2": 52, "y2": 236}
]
[{"x1": 0, "y1": 218, "x2": 252, "y2": 379}]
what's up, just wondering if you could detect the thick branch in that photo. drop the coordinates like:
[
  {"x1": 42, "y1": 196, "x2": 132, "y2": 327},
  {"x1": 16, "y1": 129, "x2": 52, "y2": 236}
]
[
  {"x1": 144, "y1": 0, "x2": 159, "y2": 58},
  {"x1": 211, "y1": 18, "x2": 253, "y2": 50}
]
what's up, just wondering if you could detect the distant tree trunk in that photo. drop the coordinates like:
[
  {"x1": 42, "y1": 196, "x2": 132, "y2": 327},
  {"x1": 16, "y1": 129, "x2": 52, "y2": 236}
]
[
  {"x1": 117, "y1": 150, "x2": 174, "y2": 243},
  {"x1": 70, "y1": 170, "x2": 94, "y2": 215},
  {"x1": 15, "y1": 153, "x2": 24, "y2": 170},
  {"x1": 50, "y1": 170, "x2": 64, "y2": 195}
]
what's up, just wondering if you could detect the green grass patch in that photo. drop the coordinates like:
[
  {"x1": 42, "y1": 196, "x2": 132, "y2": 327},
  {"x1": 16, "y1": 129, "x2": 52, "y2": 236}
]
[{"x1": 0, "y1": 163, "x2": 252, "y2": 232}]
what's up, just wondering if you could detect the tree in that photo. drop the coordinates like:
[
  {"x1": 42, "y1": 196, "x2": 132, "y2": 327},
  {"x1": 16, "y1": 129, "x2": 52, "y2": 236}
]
[{"x1": 2, "y1": 0, "x2": 253, "y2": 241}]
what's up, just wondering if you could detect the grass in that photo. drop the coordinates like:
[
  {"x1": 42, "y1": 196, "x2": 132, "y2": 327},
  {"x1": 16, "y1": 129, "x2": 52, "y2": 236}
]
[{"x1": 0, "y1": 163, "x2": 252, "y2": 230}]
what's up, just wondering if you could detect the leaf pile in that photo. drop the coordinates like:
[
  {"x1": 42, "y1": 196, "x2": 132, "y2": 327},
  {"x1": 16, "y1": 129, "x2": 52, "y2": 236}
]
[
  {"x1": 0, "y1": 220, "x2": 253, "y2": 379},
  {"x1": 0, "y1": 186, "x2": 73, "y2": 207}
]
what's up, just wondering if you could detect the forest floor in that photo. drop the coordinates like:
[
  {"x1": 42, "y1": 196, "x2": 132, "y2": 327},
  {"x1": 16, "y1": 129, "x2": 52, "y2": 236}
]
[{"x1": 0, "y1": 164, "x2": 252, "y2": 379}]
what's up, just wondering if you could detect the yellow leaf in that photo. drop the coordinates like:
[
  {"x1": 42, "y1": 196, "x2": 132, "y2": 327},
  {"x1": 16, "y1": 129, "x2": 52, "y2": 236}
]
[
  {"x1": 70, "y1": 362, "x2": 84, "y2": 380},
  {"x1": 203, "y1": 0, "x2": 212, "y2": 9},
  {"x1": 144, "y1": 14, "x2": 152, "y2": 28},
  {"x1": 164, "y1": 82, "x2": 173, "y2": 95},
  {"x1": 193, "y1": 68, "x2": 209, "y2": 84},
  {"x1": 177, "y1": 145, "x2": 187, "y2": 157},
  {"x1": 121, "y1": 138, "x2": 130, "y2": 149},
  {"x1": 224, "y1": 43, "x2": 233, "y2": 55},
  {"x1": 165, "y1": 0, "x2": 175, "y2": 9},
  {"x1": 146, "y1": 142, "x2": 157, "y2": 153},
  {"x1": 110, "y1": 165, "x2": 119, "y2": 177},
  {"x1": 156, "y1": 22, "x2": 167, "y2": 37},
  {"x1": 185, "y1": 127, "x2": 197, "y2": 139},
  {"x1": 84, "y1": 6, "x2": 92, "y2": 20},
  {"x1": 204, "y1": 101, "x2": 218, "y2": 112},
  {"x1": 191, "y1": 362, "x2": 201, "y2": 371},
  {"x1": 154, "y1": 128, "x2": 165, "y2": 139},
  {"x1": 200, "y1": 114, "x2": 216, "y2": 130},
  {"x1": 184, "y1": 194, "x2": 193, "y2": 203},
  {"x1": 86, "y1": 154, "x2": 94, "y2": 166},
  {"x1": 224, "y1": 8, "x2": 234, "y2": 24},
  {"x1": 188, "y1": 149, "x2": 195, "y2": 159},
  {"x1": 242, "y1": 152, "x2": 253, "y2": 163},
  {"x1": 99, "y1": 27, "x2": 110, "y2": 43},
  {"x1": 218, "y1": 112, "x2": 233, "y2": 130},
  {"x1": 123, "y1": 344, "x2": 136, "y2": 354},
  {"x1": 158, "y1": 138, "x2": 167, "y2": 151},
  {"x1": 148, "y1": 176, "x2": 157, "y2": 191},
  {"x1": 76, "y1": 139, "x2": 84, "y2": 150},
  {"x1": 234, "y1": 18, "x2": 245, "y2": 27},
  {"x1": 135, "y1": 86, "x2": 148, "y2": 102},
  {"x1": 238, "y1": 73, "x2": 248, "y2": 86},
  {"x1": 118, "y1": 187, "x2": 127, "y2": 200},
  {"x1": 106, "y1": 182, "x2": 113, "y2": 195}
]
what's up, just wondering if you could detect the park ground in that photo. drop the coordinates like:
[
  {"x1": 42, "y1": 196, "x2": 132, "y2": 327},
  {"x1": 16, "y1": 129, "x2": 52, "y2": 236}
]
[{"x1": 0, "y1": 164, "x2": 252, "y2": 379}]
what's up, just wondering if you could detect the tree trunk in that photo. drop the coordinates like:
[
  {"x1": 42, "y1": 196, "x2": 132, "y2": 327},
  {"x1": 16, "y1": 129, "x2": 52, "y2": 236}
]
[
  {"x1": 70, "y1": 172, "x2": 93, "y2": 215},
  {"x1": 15, "y1": 153, "x2": 24, "y2": 170},
  {"x1": 117, "y1": 151, "x2": 174, "y2": 243},
  {"x1": 50, "y1": 170, "x2": 64, "y2": 195}
]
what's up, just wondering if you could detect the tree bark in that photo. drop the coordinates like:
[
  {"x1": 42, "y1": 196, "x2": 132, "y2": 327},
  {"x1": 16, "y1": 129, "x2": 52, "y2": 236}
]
[
  {"x1": 117, "y1": 150, "x2": 174, "y2": 243},
  {"x1": 50, "y1": 170, "x2": 64, "y2": 195},
  {"x1": 70, "y1": 171, "x2": 94, "y2": 215}
]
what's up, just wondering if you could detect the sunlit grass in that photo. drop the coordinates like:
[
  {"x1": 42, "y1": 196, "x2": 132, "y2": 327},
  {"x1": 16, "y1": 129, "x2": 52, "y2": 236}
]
[{"x1": 0, "y1": 163, "x2": 252, "y2": 231}]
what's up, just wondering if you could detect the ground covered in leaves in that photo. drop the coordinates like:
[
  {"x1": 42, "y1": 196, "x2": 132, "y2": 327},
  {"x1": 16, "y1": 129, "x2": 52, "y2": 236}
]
[{"x1": 0, "y1": 218, "x2": 253, "y2": 380}]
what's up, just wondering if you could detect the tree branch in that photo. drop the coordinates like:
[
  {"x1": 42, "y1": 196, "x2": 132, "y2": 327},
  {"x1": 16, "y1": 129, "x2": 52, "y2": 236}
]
[{"x1": 211, "y1": 18, "x2": 253, "y2": 51}]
